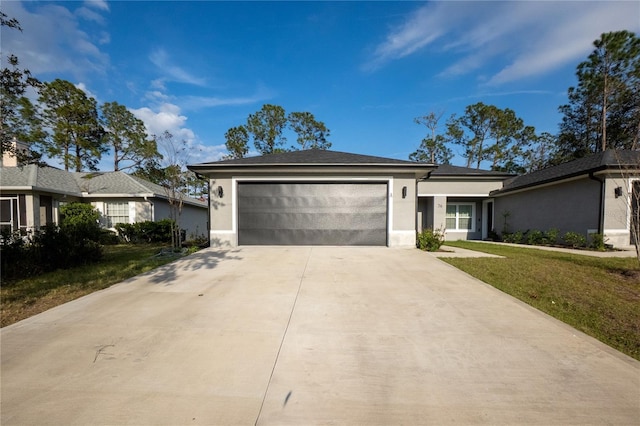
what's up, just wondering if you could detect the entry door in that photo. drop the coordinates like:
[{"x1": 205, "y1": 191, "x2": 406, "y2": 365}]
[{"x1": 237, "y1": 182, "x2": 388, "y2": 246}]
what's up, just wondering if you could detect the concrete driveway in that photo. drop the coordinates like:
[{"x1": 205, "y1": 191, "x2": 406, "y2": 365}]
[{"x1": 2, "y1": 247, "x2": 639, "y2": 425}]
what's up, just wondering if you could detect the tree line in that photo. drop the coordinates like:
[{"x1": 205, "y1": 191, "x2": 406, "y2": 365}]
[
  {"x1": 410, "y1": 30, "x2": 639, "y2": 172},
  {"x1": 2, "y1": 11, "x2": 638, "y2": 179}
]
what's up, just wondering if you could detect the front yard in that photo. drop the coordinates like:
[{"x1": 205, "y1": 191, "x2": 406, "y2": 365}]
[
  {"x1": 0, "y1": 244, "x2": 187, "y2": 327},
  {"x1": 442, "y1": 241, "x2": 640, "y2": 361}
]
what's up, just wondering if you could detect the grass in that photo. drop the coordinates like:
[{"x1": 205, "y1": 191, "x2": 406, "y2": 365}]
[
  {"x1": 1, "y1": 244, "x2": 185, "y2": 327},
  {"x1": 442, "y1": 241, "x2": 640, "y2": 361}
]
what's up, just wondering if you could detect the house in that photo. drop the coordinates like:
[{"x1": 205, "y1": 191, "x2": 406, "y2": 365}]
[
  {"x1": 490, "y1": 150, "x2": 640, "y2": 248},
  {"x1": 0, "y1": 165, "x2": 208, "y2": 239},
  {"x1": 188, "y1": 150, "x2": 435, "y2": 247},
  {"x1": 188, "y1": 148, "x2": 639, "y2": 249}
]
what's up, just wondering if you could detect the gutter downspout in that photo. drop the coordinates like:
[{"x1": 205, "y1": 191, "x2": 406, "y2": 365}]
[
  {"x1": 143, "y1": 195, "x2": 154, "y2": 222},
  {"x1": 588, "y1": 172, "x2": 605, "y2": 235}
]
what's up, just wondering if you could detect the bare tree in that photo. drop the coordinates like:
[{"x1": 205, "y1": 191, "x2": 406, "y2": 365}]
[{"x1": 156, "y1": 131, "x2": 190, "y2": 250}]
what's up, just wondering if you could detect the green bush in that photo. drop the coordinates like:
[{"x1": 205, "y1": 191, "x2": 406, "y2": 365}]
[
  {"x1": 503, "y1": 231, "x2": 524, "y2": 244},
  {"x1": 1, "y1": 220, "x2": 103, "y2": 282},
  {"x1": 544, "y1": 228, "x2": 559, "y2": 245},
  {"x1": 526, "y1": 230, "x2": 544, "y2": 245},
  {"x1": 60, "y1": 202, "x2": 101, "y2": 242},
  {"x1": 99, "y1": 229, "x2": 119, "y2": 245},
  {"x1": 115, "y1": 219, "x2": 175, "y2": 243},
  {"x1": 589, "y1": 233, "x2": 607, "y2": 251},
  {"x1": 563, "y1": 232, "x2": 586, "y2": 249},
  {"x1": 417, "y1": 228, "x2": 445, "y2": 252}
]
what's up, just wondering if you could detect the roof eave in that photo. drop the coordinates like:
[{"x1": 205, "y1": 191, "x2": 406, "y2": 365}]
[
  {"x1": 491, "y1": 165, "x2": 610, "y2": 196},
  {"x1": 188, "y1": 163, "x2": 436, "y2": 175}
]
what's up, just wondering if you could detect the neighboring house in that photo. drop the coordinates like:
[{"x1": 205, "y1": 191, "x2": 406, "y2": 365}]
[
  {"x1": 0, "y1": 165, "x2": 208, "y2": 238},
  {"x1": 188, "y1": 148, "x2": 639, "y2": 249},
  {"x1": 490, "y1": 150, "x2": 640, "y2": 248}
]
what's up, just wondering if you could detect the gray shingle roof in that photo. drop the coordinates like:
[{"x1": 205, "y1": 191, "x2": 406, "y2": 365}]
[
  {"x1": 1, "y1": 164, "x2": 81, "y2": 195},
  {"x1": 74, "y1": 171, "x2": 161, "y2": 195},
  {"x1": 0, "y1": 165, "x2": 206, "y2": 206},
  {"x1": 430, "y1": 164, "x2": 514, "y2": 177},
  {"x1": 494, "y1": 149, "x2": 640, "y2": 195},
  {"x1": 189, "y1": 149, "x2": 426, "y2": 168}
]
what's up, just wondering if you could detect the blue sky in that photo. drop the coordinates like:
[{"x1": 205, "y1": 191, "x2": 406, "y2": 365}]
[{"x1": 3, "y1": 1, "x2": 639, "y2": 169}]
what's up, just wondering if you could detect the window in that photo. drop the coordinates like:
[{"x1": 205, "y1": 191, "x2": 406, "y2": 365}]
[
  {"x1": 105, "y1": 202, "x2": 129, "y2": 227},
  {"x1": 446, "y1": 203, "x2": 474, "y2": 231},
  {"x1": 0, "y1": 196, "x2": 19, "y2": 233}
]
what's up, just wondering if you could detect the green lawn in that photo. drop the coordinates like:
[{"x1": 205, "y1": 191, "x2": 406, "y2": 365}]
[
  {"x1": 442, "y1": 241, "x2": 640, "y2": 361},
  {"x1": 1, "y1": 244, "x2": 185, "y2": 327}
]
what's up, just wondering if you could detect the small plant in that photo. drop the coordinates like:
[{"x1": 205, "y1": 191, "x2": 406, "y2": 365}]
[
  {"x1": 487, "y1": 229, "x2": 501, "y2": 242},
  {"x1": 589, "y1": 233, "x2": 607, "y2": 251},
  {"x1": 503, "y1": 230, "x2": 524, "y2": 244},
  {"x1": 417, "y1": 228, "x2": 445, "y2": 252},
  {"x1": 526, "y1": 230, "x2": 544, "y2": 245},
  {"x1": 502, "y1": 211, "x2": 511, "y2": 234},
  {"x1": 544, "y1": 228, "x2": 559, "y2": 245},
  {"x1": 563, "y1": 231, "x2": 586, "y2": 249}
]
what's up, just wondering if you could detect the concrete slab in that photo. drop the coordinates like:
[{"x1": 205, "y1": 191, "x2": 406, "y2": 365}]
[{"x1": 2, "y1": 246, "x2": 639, "y2": 425}]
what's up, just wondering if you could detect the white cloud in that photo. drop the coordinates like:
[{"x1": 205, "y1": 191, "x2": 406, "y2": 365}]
[
  {"x1": 149, "y1": 48, "x2": 207, "y2": 86},
  {"x1": 131, "y1": 103, "x2": 193, "y2": 141},
  {"x1": 187, "y1": 143, "x2": 227, "y2": 164},
  {"x1": 75, "y1": 6, "x2": 106, "y2": 24},
  {"x1": 130, "y1": 102, "x2": 226, "y2": 164},
  {"x1": 75, "y1": 82, "x2": 99, "y2": 100},
  {"x1": 84, "y1": 0, "x2": 110, "y2": 12},
  {"x1": 2, "y1": 1, "x2": 110, "y2": 78},
  {"x1": 365, "y1": 1, "x2": 640, "y2": 85},
  {"x1": 180, "y1": 85, "x2": 275, "y2": 111}
]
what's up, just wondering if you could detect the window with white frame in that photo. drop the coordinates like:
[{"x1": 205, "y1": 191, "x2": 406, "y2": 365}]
[
  {"x1": 446, "y1": 203, "x2": 474, "y2": 231},
  {"x1": 105, "y1": 202, "x2": 129, "y2": 227}
]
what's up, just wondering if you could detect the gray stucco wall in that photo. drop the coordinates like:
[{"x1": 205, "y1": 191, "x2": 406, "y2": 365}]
[
  {"x1": 180, "y1": 203, "x2": 208, "y2": 239},
  {"x1": 602, "y1": 174, "x2": 634, "y2": 247},
  {"x1": 493, "y1": 178, "x2": 600, "y2": 238},
  {"x1": 207, "y1": 173, "x2": 419, "y2": 247},
  {"x1": 418, "y1": 179, "x2": 505, "y2": 196}
]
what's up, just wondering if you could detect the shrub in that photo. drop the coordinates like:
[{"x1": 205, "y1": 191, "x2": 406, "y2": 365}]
[
  {"x1": 589, "y1": 233, "x2": 607, "y2": 251},
  {"x1": 99, "y1": 229, "x2": 119, "y2": 245},
  {"x1": 487, "y1": 229, "x2": 501, "y2": 242},
  {"x1": 1, "y1": 222, "x2": 103, "y2": 282},
  {"x1": 526, "y1": 230, "x2": 544, "y2": 245},
  {"x1": 563, "y1": 232, "x2": 586, "y2": 249},
  {"x1": 544, "y1": 228, "x2": 559, "y2": 245},
  {"x1": 417, "y1": 228, "x2": 445, "y2": 252},
  {"x1": 503, "y1": 231, "x2": 524, "y2": 244},
  {"x1": 60, "y1": 202, "x2": 101, "y2": 242},
  {"x1": 115, "y1": 219, "x2": 175, "y2": 243}
]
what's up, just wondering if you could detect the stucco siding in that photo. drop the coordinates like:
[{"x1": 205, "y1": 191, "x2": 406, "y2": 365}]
[
  {"x1": 152, "y1": 199, "x2": 171, "y2": 222},
  {"x1": 180, "y1": 203, "x2": 208, "y2": 239},
  {"x1": 390, "y1": 174, "x2": 418, "y2": 246},
  {"x1": 418, "y1": 179, "x2": 504, "y2": 196},
  {"x1": 209, "y1": 175, "x2": 233, "y2": 232},
  {"x1": 134, "y1": 200, "x2": 153, "y2": 222},
  {"x1": 494, "y1": 178, "x2": 600, "y2": 237},
  {"x1": 603, "y1": 175, "x2": 631, "y2": 230}
]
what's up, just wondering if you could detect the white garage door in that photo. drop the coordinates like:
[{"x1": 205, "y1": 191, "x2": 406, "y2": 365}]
[{"x1": 237, "y1": 182, "x2": 388, "y2": 245}]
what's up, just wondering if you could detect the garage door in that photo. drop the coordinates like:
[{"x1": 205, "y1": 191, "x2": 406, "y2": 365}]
[{"x1": 238, "y1": 182, "x2": 388, "y2": 245}]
